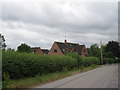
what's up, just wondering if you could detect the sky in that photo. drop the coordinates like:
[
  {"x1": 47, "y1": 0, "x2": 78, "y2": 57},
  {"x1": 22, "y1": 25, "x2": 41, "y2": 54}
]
[{"x1": 0, "y1": 0, "x2": 119, "y2": 50}]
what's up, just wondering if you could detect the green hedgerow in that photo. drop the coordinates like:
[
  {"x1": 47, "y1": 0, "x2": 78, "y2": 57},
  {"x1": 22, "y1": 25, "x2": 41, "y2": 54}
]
[
  {"x1": 2, "y1": 51, "x2": 77, "y2": 79},
  {"x1": 81, "y1": 57, "x2": 100, "y2": 67}
]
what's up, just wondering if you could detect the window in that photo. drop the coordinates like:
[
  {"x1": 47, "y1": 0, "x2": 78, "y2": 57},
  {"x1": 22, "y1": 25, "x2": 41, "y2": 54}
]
[
  {"x1": 84, "y1": 49, "x2": 86, "y2": 52},
  {"x1": 54, "y1": 49, "x2": 57, "y2": 52}
]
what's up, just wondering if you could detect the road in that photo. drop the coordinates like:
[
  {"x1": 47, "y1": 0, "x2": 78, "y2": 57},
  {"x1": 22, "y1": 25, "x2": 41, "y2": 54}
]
[{"x1": 35, "y1": 64, "x2": 118, "y2": 88}]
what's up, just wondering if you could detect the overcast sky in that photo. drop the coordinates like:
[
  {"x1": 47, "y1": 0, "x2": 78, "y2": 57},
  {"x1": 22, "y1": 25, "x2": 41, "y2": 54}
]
[{"x1": 0, "y1": 0, "x2": 118, "y2": 49}]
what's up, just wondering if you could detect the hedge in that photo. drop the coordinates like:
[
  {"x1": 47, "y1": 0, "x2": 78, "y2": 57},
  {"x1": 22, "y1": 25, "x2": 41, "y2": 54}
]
[
  {"x1": 65, "y1": 52, "x2": 100, "y2": 67},
  {"x1": 3, "y1": 51, "x2": 101, "y2": 79},
  {"x1": 103, "y1": 58, "x2": 120, "y2": 64},
  {"x1": 81, "y1": 57, "x2": 100, "y2": 67},
  {"x1": 65, "y1": 52, "x2": 83, "y2": 68},
  {"x1": 2, "y1": 51, "x2": 77, "y2": 79}
]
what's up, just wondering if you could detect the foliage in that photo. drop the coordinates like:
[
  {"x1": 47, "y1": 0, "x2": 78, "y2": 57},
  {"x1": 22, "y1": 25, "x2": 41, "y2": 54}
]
[
  {"x1": 105, "y1": 41, "x2": 120, "y2": 58},
  {"x1": 2, "y1": 51, "x2": 77, "y2": 79},
  {"x1": 2, "y1": 51, "x2": 102, "y2": 79},
  {"x1": 65, "y1": 52, "x2": 82, "y2": 68},
  {"x1": 103, "y1": 58, "x2": 114, "y2": 64},
  {"x1": 0, "y1": 34, "x2": 6, "y2": 50},
  {"x1": 116, "y1": 58, "x2": 120, "y2": 63},
  {"x1": 4, "y1": 65, "x2": 101, "y2": 88},
  {"x1": 87, "y1": 44, "x2": 101, "y2": 58},
  {"x1": 103, "y1": 52, "x2": 115, "y2": 58},
  {"x1": 6, "y1": 48, "x2": 15, "y2": 51},
  {"x1": 81, "y1": 57, "x2": 100, "y2": 67},
  {"x1": 17, "y1": 43, "x2": 31, "y2": 53},
  {"x1": 103, "y1": 58, "x2": 120, "y2": 64},
  {"x1": 65, "y1": 52, "x2": 100, "y2": 66},
  {"x1": 2, "y1": 72, "x2": 11, "y2": 88}
]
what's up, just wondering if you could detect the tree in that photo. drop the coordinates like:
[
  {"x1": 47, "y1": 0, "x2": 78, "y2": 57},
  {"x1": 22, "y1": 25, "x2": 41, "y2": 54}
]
[
  {"x1": 87, "y1": 44, "x2": 101, "y2": 58},
  {"x1": 7, "y1": 48, "x2": 15, "y2": 51},
  {"x1": 17, "y1": 43, "x2": 31, "y2": 53},
  {"x1": 105, "y1": 41, "x2": 120, "y2": 58},
  {"x1": 101, "y1": 45, "x2": 114, "y2": 58},
  {"x1": 0, "y1": 34, "x2": 6, "y2": 50}
]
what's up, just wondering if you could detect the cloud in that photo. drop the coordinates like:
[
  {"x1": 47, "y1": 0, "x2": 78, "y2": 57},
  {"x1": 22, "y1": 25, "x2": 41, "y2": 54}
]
[{"x1": 0, "y1": 1, "x2": 118, "y2": 49}]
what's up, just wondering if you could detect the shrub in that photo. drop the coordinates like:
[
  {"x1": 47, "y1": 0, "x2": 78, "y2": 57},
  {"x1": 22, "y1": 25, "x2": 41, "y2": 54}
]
[
  {"x1": 103, "y1": 58, "x2": 114, "y2": 64},
  {"x1": 81, "y1": 57, "x2": 100, "y2": 67},
  {"x1": 2, "y1": 51, "x2": 77, "y2": 79},
  {"x1": 64, "y1": 53, "x2": 100, "y2": 67},
  {"x1": 65, "y1": 52, "x2": 82, "y2": 68},
  {"x1": 2, "y1": 72, "x2": 11, "y2": 88},
  {"x1": 114, "y1": 58, "x2": 120, "y2": 63},
  {"x1": 2, "y1": 51, "x2": 101, "y2": 80}
]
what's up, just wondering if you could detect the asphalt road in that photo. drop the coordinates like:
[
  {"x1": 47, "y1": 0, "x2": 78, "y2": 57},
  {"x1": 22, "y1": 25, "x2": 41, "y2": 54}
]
[{"x1": 35, "y1": 64, "x2": 118, "y2": 88}]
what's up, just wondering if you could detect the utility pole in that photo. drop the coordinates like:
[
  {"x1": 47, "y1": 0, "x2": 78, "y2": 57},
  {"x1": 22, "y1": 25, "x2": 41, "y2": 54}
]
[{"x1": 100, "y1": 41, "x2": 103, "y2": 65}]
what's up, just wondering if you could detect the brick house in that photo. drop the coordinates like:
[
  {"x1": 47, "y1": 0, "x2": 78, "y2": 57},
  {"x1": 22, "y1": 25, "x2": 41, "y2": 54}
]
[
  {"x1": 48, "y1": 39, "x2": 88, "y2": 56},
  {"x1": 41, "y1": 49, "x2": 49, "y2": 55},
  {"x1": 31, "y1": 47, "x2": 49, "y2": 55}
]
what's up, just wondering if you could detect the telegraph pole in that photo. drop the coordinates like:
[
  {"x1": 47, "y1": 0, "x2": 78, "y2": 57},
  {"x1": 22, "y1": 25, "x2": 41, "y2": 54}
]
[{"x1": 100, "y1": 41, "x2": 103, "y2": 65}]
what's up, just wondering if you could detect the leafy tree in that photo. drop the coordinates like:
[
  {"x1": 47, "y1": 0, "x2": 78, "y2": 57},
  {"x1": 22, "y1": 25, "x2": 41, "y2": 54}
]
[
  {"x1": 0, "y1": 34, "x2": 6, "y2": 50},
  {"x1": 101, "y1": 45, "x2": 108, "y2": 58},
  {"x1": 105, "y1": 41, "x2": 120, "y2": 58},
  {"x1": 6, "y1": 48, "x2": 15, "y2": 51},
  {"x1": 17, "y1": 43, "x2": 31, "y2": 53},
  {"x1": 87, "y1": 44, "x2": 101, "y2": 58}
]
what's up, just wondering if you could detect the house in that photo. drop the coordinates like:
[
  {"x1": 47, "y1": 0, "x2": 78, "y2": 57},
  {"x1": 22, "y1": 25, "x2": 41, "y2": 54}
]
[
  {"x1": 48, "y1": 39, "x2": 88, "y2": 56},
  {"x1": 31, "y1": 47, "x2": 49, "y2": 55},
  {"x1": 41, "y1": 49, "x2": 49, "y2": 55},
  {"x1": 31, "y1": 47, "x2": 42, "y2": 55}
]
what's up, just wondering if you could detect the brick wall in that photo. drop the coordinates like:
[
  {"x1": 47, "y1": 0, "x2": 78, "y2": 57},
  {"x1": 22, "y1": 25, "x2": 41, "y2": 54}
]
[
  {"x1": 36, "y1": 49, "x2": 43, "y2": 55},
  {"x1": 31, "y1": 48, "x2": 43, "y2": 55},
  {"x1": 81, "y1": 46, "x2": 88, "y2": 57},
  {"x1": 48, "y1": 42, "x2": 63, "y2": 56}
]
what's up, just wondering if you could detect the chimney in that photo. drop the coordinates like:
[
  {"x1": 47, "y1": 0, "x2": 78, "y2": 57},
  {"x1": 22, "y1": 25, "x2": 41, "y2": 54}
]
[{"x1": 64, "y1": 39, "x2": 67, "y2": 44}]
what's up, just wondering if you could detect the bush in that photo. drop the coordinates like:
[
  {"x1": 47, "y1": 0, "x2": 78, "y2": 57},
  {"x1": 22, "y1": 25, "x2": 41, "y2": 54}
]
[
  {"x1": 81, "y1": 57, "x2": 100, "y2": 67},
  {"x1": 2, "y1": 72, "x2": 11, "y2": 88},
  {"x1": 114, "y1": 58, "x2": 120, "y2": 63},
  {"x1": 2, "y1": 51, "x2": 77, "y2": 79},
  {"x1": 103, "y1": 58, "x2": 114, "y2": 64},
  {"x1": 65, "y1": 52, "x2": 82, "y2": 68},
  {"x1": 63, "y1": 52, "x2": 100, "y2": 67},
  {"x1": 2, "y1": 51, "x2": 101, "y2": 80}
]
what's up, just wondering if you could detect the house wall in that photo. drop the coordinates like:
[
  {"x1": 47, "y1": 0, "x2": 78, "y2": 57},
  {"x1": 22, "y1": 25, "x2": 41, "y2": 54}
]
[
  {"x1": 36, "y1": 49, "x2": 43, "y2": 55},
  {"x1": 31, "y1": 48, "x2": 43, "y2": 55},
  {"x1": 48, "y1": 42, "x2": 63, "y2": 56},
  {"x1": 81, "y1": 46, "x2": 88, "y2": 57}
]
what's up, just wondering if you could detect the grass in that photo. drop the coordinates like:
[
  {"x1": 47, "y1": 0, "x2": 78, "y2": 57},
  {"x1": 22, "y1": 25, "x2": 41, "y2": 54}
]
[{"x1": 7, "y1": 65, "x2": 102, "y2": 88}]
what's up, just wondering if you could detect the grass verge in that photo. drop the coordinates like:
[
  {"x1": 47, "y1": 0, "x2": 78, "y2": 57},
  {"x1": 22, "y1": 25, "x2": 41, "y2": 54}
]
[{"x1": 7, "y1": 65, "x2": 103, "y2": 88}]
